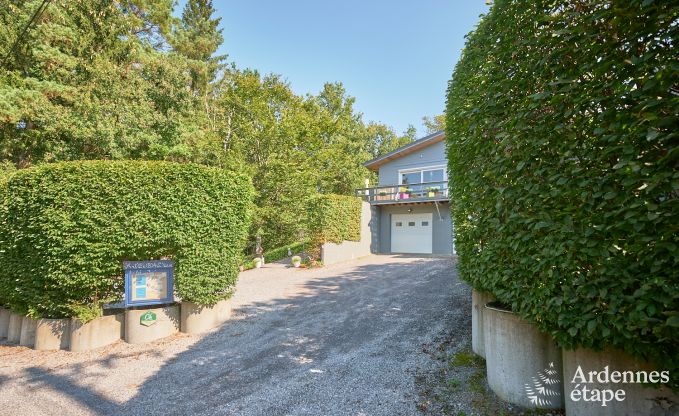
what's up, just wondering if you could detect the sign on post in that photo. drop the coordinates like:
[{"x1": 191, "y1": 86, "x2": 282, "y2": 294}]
[{"x1": 123, "y1": 260, "x2": 174, "y2": 307}]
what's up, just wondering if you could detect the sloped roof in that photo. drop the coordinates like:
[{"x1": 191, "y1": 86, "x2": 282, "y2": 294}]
[{"x1": 363, "y1": 130, "x2": 445, "y2": 171}]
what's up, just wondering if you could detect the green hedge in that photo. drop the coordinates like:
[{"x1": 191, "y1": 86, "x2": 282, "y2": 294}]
[
  {"x1": 264, "y1": 240, "x2": 308, "y2": 263},
  {"x1": 307, "y1": 194, "x2": 361, "y2": 257},
  {"x1": 446, "y1": 0, "x2": 678, "y2": 386},
  {"x1": 0, "y1": 161, "x2": 253, "y2": 320}
]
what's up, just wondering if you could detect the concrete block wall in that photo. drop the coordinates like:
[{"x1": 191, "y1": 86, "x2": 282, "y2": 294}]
[
  {"x1": 70, "y1": 313, "x2": 124, "y2": 352},
  {"x1": 1, "y1": 298, "x2": 234, "y2": 352},
  {"x1": 0, "y1": 307, "x2": 9, "y2": 338},
  {"x1": 180, "y1": 299, "x2": 232, "y2": 335},
  {"x1": 125, "y1": 305, "x2": 179, "y2": 344},
  {"x1": 321, "y1": 201, "x2": 373, "y2": 266}
]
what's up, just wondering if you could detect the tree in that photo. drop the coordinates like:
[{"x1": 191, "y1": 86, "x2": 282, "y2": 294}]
[
  {"x1": 171, "y1": 0, "x2": 225, "y2": 94},
  {"x1": 0, "y1": 0, "x2": 197, "y2": 167},
  {"x1": 422, "y1": 114, "x2": 445, "y2": 134}
]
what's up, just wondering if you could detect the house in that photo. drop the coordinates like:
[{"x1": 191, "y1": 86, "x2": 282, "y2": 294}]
[{"x1": 358, "y1": 130, "x2": 454, "y2": 255}]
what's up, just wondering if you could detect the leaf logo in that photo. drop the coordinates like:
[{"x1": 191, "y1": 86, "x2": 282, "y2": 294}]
[{"x1": 524, "y1": 362, "x2": 563, "y2": 407}]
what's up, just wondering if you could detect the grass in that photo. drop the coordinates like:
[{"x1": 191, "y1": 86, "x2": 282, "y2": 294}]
[
  {"x1": 450, "y1": 349, "x2": 485, "y2": 368},
  {"x1": 468, "y1": 370, "x2": 486, "y2": 394}
]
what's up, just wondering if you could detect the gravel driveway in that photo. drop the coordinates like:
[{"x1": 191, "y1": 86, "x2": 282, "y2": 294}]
[{"x1": 0, "y1": 255, "x2": 467, "y2": 416}]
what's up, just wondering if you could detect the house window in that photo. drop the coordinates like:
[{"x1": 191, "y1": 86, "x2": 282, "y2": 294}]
[
  {"x1": 423, "y1": 169, "x2": 444, "y2": 183},
  {"x1": 395, "y1": 222, "x2": 402, "y2": 227},
  {"x1": 408, "y1": 222, "x2": 415, "y2": 226},
  {"x1": 422, "y1": 221, "x2": 429, "y2": 226},
  {"x1": 399, "y1": 166, "x2": 445, "y2": 185},
  {"x1": 401, "y1": 171, "x2": 421, "y2": 185}
]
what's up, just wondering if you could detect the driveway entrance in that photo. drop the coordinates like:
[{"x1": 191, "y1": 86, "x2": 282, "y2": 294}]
[{"x1": 0, "y1": 255, "x2": 464, "y2": 416}]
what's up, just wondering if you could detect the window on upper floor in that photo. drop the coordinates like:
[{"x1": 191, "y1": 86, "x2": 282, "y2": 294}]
[{"x1": 399, "y1": 166, "x2": 446, "y2": 185}]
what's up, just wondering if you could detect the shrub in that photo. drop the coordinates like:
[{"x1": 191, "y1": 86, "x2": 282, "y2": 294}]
[
  {"x1": 446, "y1": 1, "x2": 678, "y2": 387},
  {"x1": 307, "y1": 194, "x2": 362, "y2": 258},
  {"x1": 264, "y1": 240, "x2": 308, "y2": 264},
  {"x1": 0, "y1": 161, "x2": 253, "y2": 320}
]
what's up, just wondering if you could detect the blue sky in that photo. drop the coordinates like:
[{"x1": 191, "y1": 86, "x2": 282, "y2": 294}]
[{"x1": 179, "y1": 1, "x2": 489, "y2": 136}]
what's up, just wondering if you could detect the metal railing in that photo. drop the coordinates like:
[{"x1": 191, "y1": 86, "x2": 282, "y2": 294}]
[{"x1": 355, "y1": 180, "x2": 449, "y2": 204}]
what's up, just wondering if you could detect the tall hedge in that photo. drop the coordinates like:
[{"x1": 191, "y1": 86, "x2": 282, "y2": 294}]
[
  {"x1": 307, "y1": 194, "x2": 362, "y2": 257},
  {"x1": 446, "y1": 0, "x2": 678, "y2": 386},
  {"x1": 0, "y1": 161, "x2": 253, "y2": 320}
]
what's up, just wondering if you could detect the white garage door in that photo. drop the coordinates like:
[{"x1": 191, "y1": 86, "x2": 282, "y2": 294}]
[{"x1": 391, "y1": 213, "x2": 433, "y2": 254}]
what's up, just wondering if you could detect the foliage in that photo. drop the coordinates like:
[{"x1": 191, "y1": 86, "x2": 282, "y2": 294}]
[
  {"x1": 265, "y1": 241, "x2": 307, "y2": 264},
  {"x1": 0, "y1": 161, "x2": 253, "y2": 319},
  {"x1": 0, "y1": 0, "x2": 204, "y2": 166},
  {"x1": 0, "y1": 1, "x2": 416, "y2": 255},
  {"x1": 171, "y1": 0, "x2": 225, "y2": 94},
  {"x1": 446, "y1": 0, "x2": 678, "y2": 387},
  {"x1": 307, "y1": 194, "x2": 362, "y2": 258},
  {"x1": 422, "y1": 114, "x2": 445, "y2": 135}
]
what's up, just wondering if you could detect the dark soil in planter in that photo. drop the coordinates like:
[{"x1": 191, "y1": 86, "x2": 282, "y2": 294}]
[{"x1": 485, "y1": 300, "x2": 513, "y2": 312}]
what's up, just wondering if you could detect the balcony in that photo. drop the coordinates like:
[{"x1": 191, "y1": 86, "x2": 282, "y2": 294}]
[{"x1": 355, "y1": 180, "x2": 449, "y2": 205}]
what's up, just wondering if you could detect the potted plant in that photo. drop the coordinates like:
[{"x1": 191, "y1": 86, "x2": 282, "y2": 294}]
[
  {"x1": 291, "y1": 255, "x2": 301, "y2": 268},
  {"x1": 378, "y1": 191, "x2": 388, "y2": 201},
  {"x1": 254, "y1": 257, "x2": 263, "y2": 268},
  {"x1": 427, "y1": 186, "x2": 440, "y2": 197},
  {"x1": 398, "y1": 187, "x2": 409, "y2": 199}
]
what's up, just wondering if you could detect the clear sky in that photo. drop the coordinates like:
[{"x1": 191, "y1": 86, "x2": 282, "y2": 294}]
[{"x1": 180, "y1": 1, "x2": 489, "y2": 136}]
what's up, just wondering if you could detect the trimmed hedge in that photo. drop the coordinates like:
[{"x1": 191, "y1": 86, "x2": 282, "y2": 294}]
[
  {"x1": 446, "y1": 1, "x2": 678, "y2": 387},
  {"x1": 307, "y1": 194, "x2": 361, "y2": 257},
  {"x1": 0, "y1": 161, "x2": 253, "y2": 320},
  {"x1": 264, "y1": 240, "x2": 308, "y2": 264}
]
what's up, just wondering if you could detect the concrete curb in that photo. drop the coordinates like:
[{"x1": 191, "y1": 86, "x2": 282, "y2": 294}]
[
  {"x1": 70, "y1": 314, "x2": 124, "y2": 352},
  {"x1": 7, "y1": 312, "x2": 23, "y2": 344},
  {"x1": 35, "y1": 318, "x2": 71, "y2": 350},
  {"x1": 19, "y1": 316, "x2": 38, "y2": 347},
  {"x1": 0, "y1": 307, "x2": 9, "y2": 339},
  {"x1": 563, "y1": 348, "x2": 679, "y2": 415},
  {"x1": 483, "y1": 303, "x2": 564, "y2": 409},
  {"x1": 125, "y1": 305, "x2": 179, "y2": 344},
  {"x1": 180, "y1": 300, "x2": 231, "y2": 335},
  {"x1": 471, "y1": 289, "x2": 494, "y2": 358}
]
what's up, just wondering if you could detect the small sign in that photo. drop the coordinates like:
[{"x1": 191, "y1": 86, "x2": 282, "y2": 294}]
[
  {"x1": 124, "y1": 260, "x2": 174, "y2": 307},
  {"x1": 140, "y1": 311, "x2": 157, "y2": 327}
]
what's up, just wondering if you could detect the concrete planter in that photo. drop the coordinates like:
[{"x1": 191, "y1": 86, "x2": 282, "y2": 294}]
[
  {"x1": 35, "y1": 318, "x2": 71, "y2": 350},
  {"x1": 70, "y1": 314, "x2": 124, "y2": 352},
  {"x1": 180, "y1": 299, "x2": 232, "y2": 335},
  {"x1": 125, "y1": 305, "x2": 179, "y2": 344},
  {"x1": 471, "y1": 289, "x2": 494, "y2": 358},
  {"x1": 483, "y1": 302, "x2": 564, "y2": 409},
  {"x1": 19, "y1": 316, "x2": 38, "y2": 347},
  {"x1": 7, "y1": 312, "x2": 23, "y2": 344},
  {"x1": 0, "y1": 307, "x2": 10, "y2": 339},
  {"x1": 563, "y1": 347, "x2": 679, "y2": 415}
]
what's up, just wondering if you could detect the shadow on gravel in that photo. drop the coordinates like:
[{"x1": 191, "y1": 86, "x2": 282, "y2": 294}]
[{"x1": 21, "y1": 257, "x2": 464, "y2": 415}]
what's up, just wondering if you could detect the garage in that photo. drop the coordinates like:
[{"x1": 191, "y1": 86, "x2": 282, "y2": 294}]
[{"x1": 391, "y1": 213, "x2": 433, "y2": 254}]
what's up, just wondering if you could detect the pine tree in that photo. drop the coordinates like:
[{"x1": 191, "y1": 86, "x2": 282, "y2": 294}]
[{"x1": 172, "y1": 0, "x2": 225, "y2": 94}]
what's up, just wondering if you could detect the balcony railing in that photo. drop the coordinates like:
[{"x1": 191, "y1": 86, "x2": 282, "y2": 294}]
[{"x1": 355, "y1": 180, "x2": 449, "y2": 204}]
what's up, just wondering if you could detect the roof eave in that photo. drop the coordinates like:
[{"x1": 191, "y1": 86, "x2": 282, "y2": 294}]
[{"x1": 363, "y1": 130, "x2": 445, "y2": 171}]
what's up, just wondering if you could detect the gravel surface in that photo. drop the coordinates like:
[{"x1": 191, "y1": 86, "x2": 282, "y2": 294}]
[{"x1": 0, "y1": 255, "x2": 466, "y2": 416}]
